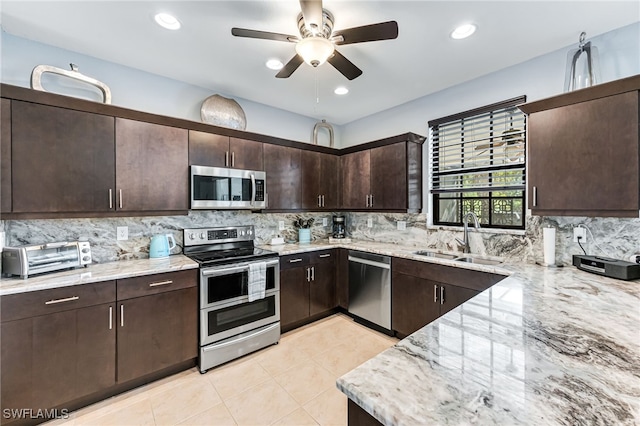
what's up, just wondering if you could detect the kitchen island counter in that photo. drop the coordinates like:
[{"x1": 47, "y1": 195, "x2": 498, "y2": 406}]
[{"x1": 336, "y1": 260, "x2": 640, "y2": 425}]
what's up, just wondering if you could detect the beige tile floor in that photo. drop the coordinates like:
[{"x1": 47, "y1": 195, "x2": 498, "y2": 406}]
[{"x1": 46, "y1": 314, "x2": 397, "y2": 426}]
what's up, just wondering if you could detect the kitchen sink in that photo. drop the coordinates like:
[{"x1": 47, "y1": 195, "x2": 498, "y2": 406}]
[
  {"x1": 413, "y1": 250, "x2": 459, "y2": 260},
  {"x1": 454, "y1": 256, "x2": 503, "y2": 265}
]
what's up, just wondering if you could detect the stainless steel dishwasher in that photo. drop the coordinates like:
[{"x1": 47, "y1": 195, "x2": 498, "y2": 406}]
[{"x1": 348, "y1": 250, "x2": 392, "y2": 332}]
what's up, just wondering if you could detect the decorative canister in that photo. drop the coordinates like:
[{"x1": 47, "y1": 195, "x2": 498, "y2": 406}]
[
  {"x1": 200, "y1": 94, "x2": 247, "y2": 130},
  {"x1": 298, "y1": 228, "x2": 311, "y2": 244}
]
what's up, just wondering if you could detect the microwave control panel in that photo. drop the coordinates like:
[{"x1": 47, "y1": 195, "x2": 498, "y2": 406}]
[{"x1": 255, "y1": 180, "x2": 265, "y2": 201}]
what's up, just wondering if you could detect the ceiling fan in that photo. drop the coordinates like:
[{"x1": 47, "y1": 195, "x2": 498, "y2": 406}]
[{"x1": 231, "y1": 0, "x2": 398, "y2": 80}]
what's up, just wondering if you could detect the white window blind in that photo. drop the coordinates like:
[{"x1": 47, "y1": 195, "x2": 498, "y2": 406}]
[{"x1": 430, "y1": 96, "x2": 527, "y2": 194}]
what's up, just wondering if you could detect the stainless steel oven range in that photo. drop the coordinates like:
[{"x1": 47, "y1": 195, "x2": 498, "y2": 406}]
[{"x1": 183, "y1": 225, "x2": 280, "y2": 374}]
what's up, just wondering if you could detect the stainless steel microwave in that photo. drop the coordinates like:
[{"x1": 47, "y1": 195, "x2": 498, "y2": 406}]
[{"x1": 190, "y1": 166, "x2": 266, "y2": 210}]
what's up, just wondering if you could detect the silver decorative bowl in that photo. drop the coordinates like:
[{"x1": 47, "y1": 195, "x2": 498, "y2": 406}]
[{"x1": 200, "y1": 94, "x2": 247, "y2": 130}]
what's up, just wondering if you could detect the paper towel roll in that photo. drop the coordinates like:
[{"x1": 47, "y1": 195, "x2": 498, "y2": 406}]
[{"x1": 543, "y1": 227, "x2": 556, "y2": 266}]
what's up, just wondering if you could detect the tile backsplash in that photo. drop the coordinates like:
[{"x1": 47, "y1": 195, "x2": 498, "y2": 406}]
[{"x1": 2, "y1": 212, "x2": 639, "y2": 265}]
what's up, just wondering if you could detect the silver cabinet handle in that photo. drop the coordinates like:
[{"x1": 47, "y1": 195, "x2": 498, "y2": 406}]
[
  {"x1": 532, "y1": 186, "x2": 538, "y2": 207},
  {"x1": 318, "y1": 195, "x2": 322, "y2": 207},
  {"x1": 120, "y1": 304, "x2": 124, "y2": 327},
  {"x1": 365, "y1": 195, "x2": 370, "y2": 207},
  {"x1": 434, "y1": 285, "x2": 438, "y2": 303},
  {"x1": 231, "y1": 152, "x2": 235, "y2": 168},
  {"x1": 109, "y1": 306, "x2": 113, "y2": 330},
  {"x1": 289, "y1": 258, "x2": 303, "y2": 263},
  {"x1": 319, "y1": 253, "x2": 331, "y2": 258},
  {"x1": 109, "y1": 189, "x2": 113, "y2": 209},
  {"x1": 370, "y1": 194, "x2": 373, "y2": 207},
  {"x1": 321, "y1": 195, "x2": 325, "y2": 207},
  {"x1": 119, "y1": 189, "x2": 123, "y2": 209},
  {"x1": 306, "y1": 267, "x2": 311, "y2": 282},
  {"x1": 311, "y1": 266, "x2": 315, "y2": 281},
  {"x1": 45, "y1": 296, "x2": 79, "y2": 305},
  {"x1": 440, "y1": 286, "x2": 445, "y2": 305},
  {"x1": 149, "y1": 280, "x2": 173, "y2": 287},
  {"x1": 225, "y1": 151, "x2": 229, "y2": 167}
]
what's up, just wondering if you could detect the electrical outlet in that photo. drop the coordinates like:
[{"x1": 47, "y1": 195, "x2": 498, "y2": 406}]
[
  {"x1": 573, "y1": 227, "x2": 586, "y2": 243},
  {"x1": 117, "y1": 226, "x2": 128, "y2": 241},
  {"x1": 367, "y1": 218, "x2": 373, "y2": 228},
  {"x1": 278, "y1": 221, "x2": 285, "y2": 231},
  {"x1": 322, "y1": 218, "x2": 328, "y2": 227},
  {"x1": 397, "y1": 221, "x2": 407, "y2": 231}
]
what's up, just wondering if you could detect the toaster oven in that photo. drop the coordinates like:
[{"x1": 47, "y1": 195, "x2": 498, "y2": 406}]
[{"x1": 2, "y1": 241, "x2": 92, "y2": 278}]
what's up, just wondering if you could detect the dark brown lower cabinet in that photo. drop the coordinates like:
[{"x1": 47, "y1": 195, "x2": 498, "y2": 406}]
[
  {"x1": 1, "y1": 286, "x2": 116, "y2": 425},
  {"x1": 116, "y1": 271, "x2": 198, "y2": 383},
  {"x1": 280, "y1": 250, "x2": 336, "y2": 331},
  {"x1": 391, "y1": 258, "x2": 504, "y2": 338}
]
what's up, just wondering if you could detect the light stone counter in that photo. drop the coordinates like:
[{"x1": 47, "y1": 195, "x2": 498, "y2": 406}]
[
  {"x1": 0, "y1": 255, "x2": 199, "y2": 296},
  {"x1": 332, "y1": 254, "x2": 640, "y2": 424}
]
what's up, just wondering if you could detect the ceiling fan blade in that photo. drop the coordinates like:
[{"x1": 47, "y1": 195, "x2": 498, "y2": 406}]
[
  {"x1": 276, "y1": 55, "x2": 304, "y2": 78},
  {"x1": 231, "y1": 27, "x2": 298, "y2": 43},
  {"x1": 299, "y1": 0, "x2": 323, "y2": 34},
  {"x1": 327, "y1": 50, "x2": 362, "y2": 80},
  {"x1": 332, "y1": 21, "x2": 398, "y2": 45}
]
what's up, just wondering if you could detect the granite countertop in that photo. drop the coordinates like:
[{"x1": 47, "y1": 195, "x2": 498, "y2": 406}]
[
  {"x1": 328, "y1": 249, "x2": 640, "y2": 424},
  {"x1": 0, "y1": 255, "x2": 199, "y2": 296}
]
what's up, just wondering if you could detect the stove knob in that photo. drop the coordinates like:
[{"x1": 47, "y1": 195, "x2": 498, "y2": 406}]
[
  {"x1": 81, "y1": 248, "x2": 90, "y2": 253},
  {"x1": 200, "y1": 233, "x2": 206, "y2": 240},
  {"x1": 248, "y1": 229, "x2": 253, "y2": 235},
  {"x1": 189, "y1": 233, "x2": 195, "y2": 240},
  {"x1": 240, "y1": 230, "x2": 245, "y2": 236},
  {"x1": 82, "y1": 256, "x2": 91, "y2": 262}
]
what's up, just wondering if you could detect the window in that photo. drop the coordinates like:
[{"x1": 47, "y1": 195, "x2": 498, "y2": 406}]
[{"x1": 430, "y1": 96, "x2": 526, "y2": 229}]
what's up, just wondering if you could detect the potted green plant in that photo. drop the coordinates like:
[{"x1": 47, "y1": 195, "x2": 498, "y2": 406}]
[{"x1": 293, "y1": 217, "x2": 314, "y2": 243}]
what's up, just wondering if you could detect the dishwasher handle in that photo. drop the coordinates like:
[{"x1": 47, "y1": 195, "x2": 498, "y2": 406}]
[{"x1": 348, "y1": 255, "x2": 391, "y2": 270}]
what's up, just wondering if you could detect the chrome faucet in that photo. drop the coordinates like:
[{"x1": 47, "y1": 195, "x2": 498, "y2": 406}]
[{"x1": 455, "y1": 212, "x2": 481, "y2": 254}]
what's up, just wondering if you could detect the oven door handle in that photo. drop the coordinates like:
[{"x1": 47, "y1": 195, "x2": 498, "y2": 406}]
[
  {"x1": 202, "y1": 322, "x2": 280, "y2": 352},
  {"x1": 202, "y1": 265, "x2": 250, "y2": 276}
]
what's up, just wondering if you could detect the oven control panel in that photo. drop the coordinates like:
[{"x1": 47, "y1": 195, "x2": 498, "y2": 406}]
[{"x1": 183, "y1": 226, "x2": 255, "y2": 246}]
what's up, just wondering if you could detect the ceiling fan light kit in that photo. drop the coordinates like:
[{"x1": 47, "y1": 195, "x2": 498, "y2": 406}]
[{"x1": 231, "y1": 0, "x2": 398, "y2": 80}]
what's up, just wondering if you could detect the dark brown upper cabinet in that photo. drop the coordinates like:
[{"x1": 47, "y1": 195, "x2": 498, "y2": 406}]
[
  {"x1": 263, "y1": 144, "x2": 301, "y2": 210},
  {"x1": 520, "y1": 75, "x2": 640, "y2": 217},
  {"x1": 1, "y1": 98, "x2": 11, "y2": 214},
  {"x1": 115, "y1": 118, "x2": 189, "y2": 212},
  {"x1": 301, "y1": 150, "x2": 339, "y2": 210},
  {"x1": 340, "y1": 135, "x2": 423, "y2": 212},
  {"x1": 189, "y1": 130, "x2": 263, "y2": 170},
  {"x1": 10, "y1": 100, "x2": 116, "y2": 214}
]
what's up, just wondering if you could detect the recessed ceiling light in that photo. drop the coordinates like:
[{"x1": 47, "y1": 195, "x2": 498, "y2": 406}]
[
  {"x1": 154, "y1": 13, "x2": 181, "y2": 30},
  {"x1": 265, "y1": 59, "x2": 284, "y2": 70},
  {"x1": 451, "y1": 23, "x2": 476, "y2": 40},
  {"x1": 334, "y1": 86, "x2": 349, "y2": 95}
]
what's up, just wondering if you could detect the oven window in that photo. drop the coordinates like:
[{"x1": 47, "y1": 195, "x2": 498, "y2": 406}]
[
  {"x1": 207, "y1": 295, "x2": 276, "y2": 336},
  {"x1": 206, "y1": 267, "x2": 276, "y2": 304}
]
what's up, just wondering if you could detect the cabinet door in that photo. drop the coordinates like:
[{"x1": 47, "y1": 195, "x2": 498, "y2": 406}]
[
  {"x1": 528, "y1": 91, "x2": 639, "y2": 216},
  {"x1": 439, "y1": 284, "x2": 478, "y2": 316},
  {"x1": 391, "y1": 272, "x2": 439, "y2": 337},
  {"x1": 371, "y1": 142, "x2": 407, "y2": 209},
  {"x1": 301, "y1": 150, "x2": 323, "y2": 209},
  {"x1": 11, "y1": 100, "x2": 115, "y2": 213},
  {"x1": 309, "y1": 254, "x2": 336, "y2": 316},
  {"x1": 264, "y1": 144, "x2": 301, "y2": 210},
  {"x1": 1, "y1": 98, "x2": 11, "y2": 213},
  {"x1": 189, "y1": 130, "x2": 229, "y2": 167},
  {"x1": 117, "y1": 287, "x2": 197, "y2": 383},
  {"x1": 280, "y1": 267, "x2": 310, "y2": 328},
  {"x1": 116, "y1": 118, "x2": 189, "y2": 211},
  {"x1": 336, "y1": 249, "x2": 349, "y2": 309},
  {"x1": 1, "y1": 318, "x2": 33, "y2": 414},
  {"x1": 230, "y1": 137, "x2": 263, "y2": 170},
  {"x1": 320, "y1": 152, "x2": 339, "y2": 209},
  {"x1": 341, "y1": 150, "x2": 370, "y2": 209}
]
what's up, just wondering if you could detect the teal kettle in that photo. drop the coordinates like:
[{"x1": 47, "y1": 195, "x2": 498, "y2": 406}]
[{"x1": 149, "y1": 234, "x2": 176, "y2": 258}]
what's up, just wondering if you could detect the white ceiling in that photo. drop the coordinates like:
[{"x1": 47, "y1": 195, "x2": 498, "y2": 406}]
[{"x1": 1, "y1": 1, "x2": 638, "y2": 125}]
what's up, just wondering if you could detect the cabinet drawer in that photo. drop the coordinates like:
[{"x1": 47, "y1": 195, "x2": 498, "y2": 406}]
[
  {"x1": 117, "y1": 270, "x2": 197, "y2": 300},
  {"x1": 280, "y1": 253, "x2": 311, "y2": 270},
  {"x1": 1, "y1": 280, "x2": 116, "y2": 322},
  {"x1": 392, "y1": 257, "x2": 503, "y2": 292},
  {"x1": 309, "y1": 250, "x2": 335, "y2": 265}
]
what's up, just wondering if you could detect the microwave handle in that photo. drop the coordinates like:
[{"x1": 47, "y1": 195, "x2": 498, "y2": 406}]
[{"x1": 250, "y1": 173, "x2": 256, "y2": 206}]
